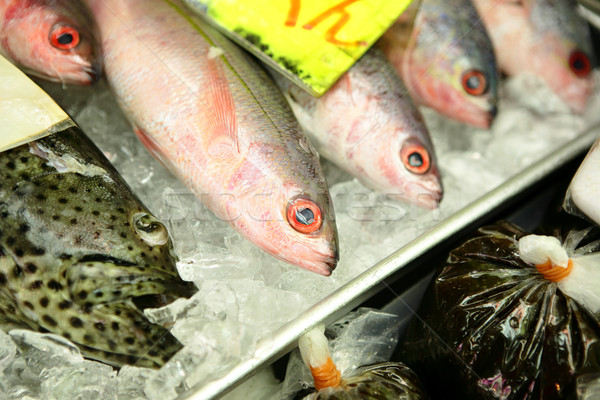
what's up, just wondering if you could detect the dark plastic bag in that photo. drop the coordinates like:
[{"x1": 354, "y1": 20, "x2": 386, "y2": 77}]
[{"x1": 396, "y1": 221, "x2": 600, "y2": 399}]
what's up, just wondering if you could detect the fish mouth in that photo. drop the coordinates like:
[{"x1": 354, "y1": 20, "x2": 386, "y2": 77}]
[
  {"x1": 297, "y1": 248, "x2": 339, "y2": 276},
  {"x1": 461, "y1": 105, "x2": 497, "y2": 129},
  {"x1": 415, "y1": 191, "x2": 442, "y2": 209},
  {"x1": 387, "y1": 186, "x2": 443, "y2": 209},
  {"x1": 69, "y1": 254, "x2": 197, "y2": 309},
  {"x1": 82, "y1": 63, "x2": 102, "y2": 85}
]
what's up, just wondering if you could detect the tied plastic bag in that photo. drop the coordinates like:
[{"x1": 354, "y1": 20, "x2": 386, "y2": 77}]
[
  {"x1": 275, "y1": 308, "x2": 428, "y2": 400},
  {"x1": 293, "y1": 362, "x2": 427, "y2": 400},
  {"x1": 396, "y1": 221, "x2": 600, "y2": 400}
]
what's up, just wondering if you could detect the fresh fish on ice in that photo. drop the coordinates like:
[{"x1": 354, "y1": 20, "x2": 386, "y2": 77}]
[
  {"x1": 0, "y1": 126, "x2": 197, "y2": 368},
  {"x1": 472, "y1": 0, "x2": 596, "y2": 113},
  {"x1": 379, "y1": 0, "x2": 499, "y2": 128},
  {"x1": 85, "y1": 0, "x2": 339, "y2": 276},
  {"x1": 272, "y1": 48, "x2": 443, "y2": 209},
  {"x1": 0, "y1": 0, "x2": 101, "y2": 85}
]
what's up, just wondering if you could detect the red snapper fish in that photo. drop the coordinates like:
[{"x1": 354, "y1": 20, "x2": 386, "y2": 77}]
[
  {"x1": 272, "y1": 48, "x2": 443, "y2": 209},
  {"x1": 472, "y1": 0, "x2": 596, "y2": 113},
  {"x1": 0, "y1": 0, "x2": 100, "y2": 84},
  {"x1": 379, "y1": 0, "x2": 499, "y2": 129},
  {"x1": 85, "y1": 0, "x2": 339, "y2": 276}
]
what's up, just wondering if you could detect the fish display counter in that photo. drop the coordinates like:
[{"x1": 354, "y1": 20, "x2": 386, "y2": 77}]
[{"x1": 1, "y1": 0, "x2": 600, "y2": 399}]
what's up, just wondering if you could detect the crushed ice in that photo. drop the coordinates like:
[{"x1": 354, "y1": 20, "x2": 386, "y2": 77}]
[{"x1": 0, "y1": 71, "x2": 597, "y2": 399}]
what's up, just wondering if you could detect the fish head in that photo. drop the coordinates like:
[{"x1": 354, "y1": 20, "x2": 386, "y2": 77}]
[
  {"x1": 1, "y1": 1, "x2": 101, "y2": 84},
  {"x1": 491, "y1": 0, "x2": 597, "y2": 112},
  {"x1": 330, "y1": 51, "x2": 444, "y2": 209},
  {"x1": 381, "y1": 131, "x2": 443, "y2": 210},
  {"x1": 525, "y1": 0, "x2": 596, "y2": 113},
  {"x1": 528, "y1": 38, "x2": 595, "y2": 113},
  {"x1": 222, "y1": 143, "x2": 338, "y2": 276},
  {"x1": 406, "y1": 5, "x2": 499, "y2": 128},
  {"x1": 334, "y1": 96, "x2": 443, "y2": 209}
]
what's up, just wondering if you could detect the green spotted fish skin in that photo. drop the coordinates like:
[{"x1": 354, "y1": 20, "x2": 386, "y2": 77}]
[{"x1": 0, "y1": 126, "x2": 197, "y2": 368}]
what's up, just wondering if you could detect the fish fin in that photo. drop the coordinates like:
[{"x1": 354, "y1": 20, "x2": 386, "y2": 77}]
[
  {"x1": 133, "y1": 126, "x2": 170, "y2": 169},
  {"x1": 205, "y1": 67, "x2": 240, "y2": 153}
]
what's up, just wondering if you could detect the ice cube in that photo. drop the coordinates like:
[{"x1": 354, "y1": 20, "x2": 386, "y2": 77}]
[
  {"x1": 0, "y1": 330, "x2": 16, "y2": 374},
  {"x1": 9, "y1": 330, "x2": 84, "y2": 369},
  {"x1": 40, "y1": 360, "x2": 117, "y2": 400},
  {"x1": 118, "y1": 365, "x2": 155, "y2": 400},
  {"x1": 143, "y1": 346, "x2": 208, "y2": 400}
]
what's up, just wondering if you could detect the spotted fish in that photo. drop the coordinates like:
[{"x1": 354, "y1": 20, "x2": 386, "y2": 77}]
[
  {"x1": 379, "y1": 0, "x2": 499, "y2": 128},
  {"x1": 0, "y1": 0, "x2": 101, "y2": 85},
  {"x1": 0, "y1": 126, "x2": 197, "y2": 368}
]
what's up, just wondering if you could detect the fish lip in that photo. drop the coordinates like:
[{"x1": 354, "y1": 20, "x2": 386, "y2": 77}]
[
  {"x1": 83, "y1": 63, "x2": 102, "y2": 85},
  {"x1": 299, "y1": 248, "x2": 339, "y2": 276},
  {"x1": 392, "y1": 186, "x2": 443, "y2": 209}
]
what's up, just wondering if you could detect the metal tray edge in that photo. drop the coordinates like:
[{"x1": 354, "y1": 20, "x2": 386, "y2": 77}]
[{"x1": 181, "y1": 123, "x2": 600, "y2": 400}]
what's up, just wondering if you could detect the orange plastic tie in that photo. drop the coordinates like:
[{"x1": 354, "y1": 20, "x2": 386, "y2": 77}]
[
  {"x1": 310, "y1": 356, "x2": 341, "y2": 391},
  {"x1": 536, "y1": 259, "x2": 573, "y2": 282}
]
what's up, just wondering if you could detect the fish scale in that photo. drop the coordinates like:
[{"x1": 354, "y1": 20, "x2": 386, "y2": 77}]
[{"x1": 0, "y1": 126, "x2": 197, "y2": 368}]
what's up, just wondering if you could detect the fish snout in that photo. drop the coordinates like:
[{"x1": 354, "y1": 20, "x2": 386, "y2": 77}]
[
  {"x1": 489, "y1": 104, "x2": 498, "y2": 120},
  {"x1": 82, "y1": 62, "x2": 102, "y2": 85},
  {"x1": 417, "y1": 189, "x2": 442, "y2": 209},
  {"x1": 413, "y1": 178, "x2": 443, "y2": 209},
  {"x1": 290, "y1": 237, "x2": 339, "y2": 276}
]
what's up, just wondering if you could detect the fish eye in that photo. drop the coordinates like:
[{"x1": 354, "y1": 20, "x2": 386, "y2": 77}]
[
  {"x1": 286, "y1": 198, "x2": 323, "y2": 234},
  {"x1": 400, "y1": 141, "x2": 431, "y2": 174},
  {"x1": 569, "y1": 50, "x2": 592, "y2": 78},
  {"x1": 461, "y1": 70, "x2": 488, "y2": 96},
  {"x1": 132, "y1": 213, "x2": 169, "y2": 246},
  {"x1": 50, "y1": 25, "x2": 80, "y2": 50}
]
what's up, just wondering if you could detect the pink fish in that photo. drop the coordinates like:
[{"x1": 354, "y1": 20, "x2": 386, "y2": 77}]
[
  {"x1": 379, "y1": 0, "x2": 499, "y2": 129},
  {"x1": 85, "y1": 0, "x2": 338, "y2": 276},
  {"x1": 272, "y1": 48, "x2": 443, "y2": 209},
  {"x1": 0, "y1": 0, "x2": 100, "y2": 84},
  {"x1": 472, "y1": 0, "x2": 596, "y2": 113}
]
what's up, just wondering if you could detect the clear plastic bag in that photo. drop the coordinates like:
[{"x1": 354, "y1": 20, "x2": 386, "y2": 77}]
[{"x1": 276, "y1": 308, "x2": 428, "y2": 400}]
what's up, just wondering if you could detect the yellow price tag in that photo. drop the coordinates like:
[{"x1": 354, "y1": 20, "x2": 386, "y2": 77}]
[
  {"x1": 183, "y1": 0, "x2": 415, "y2": 96},
  {"x1": 0, "y1": 55, "x2": 73, "y2": 152}
]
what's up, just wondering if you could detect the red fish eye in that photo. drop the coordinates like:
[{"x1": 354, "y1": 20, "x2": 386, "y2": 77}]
[
  {"x1": 461, "y1": 70, "x2": 488, "y2": 96},
  {"x1": 400, "y1": 142, "x2": 431, "y2": 174},
  {"x1": 50, "y1": 26, "x2": 80, "y2": 50},
  {"x1": 569, "y1": 50, "x2": 592, "y2": 78},
  {"x1": 287, "y1": 198, "x2": 323, "y2": 234}
]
